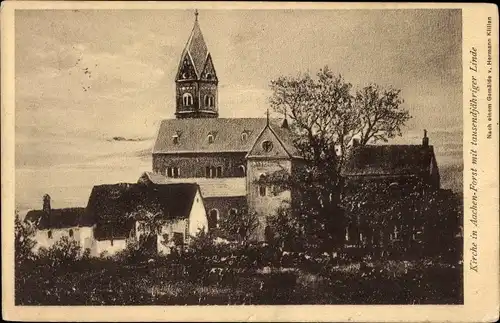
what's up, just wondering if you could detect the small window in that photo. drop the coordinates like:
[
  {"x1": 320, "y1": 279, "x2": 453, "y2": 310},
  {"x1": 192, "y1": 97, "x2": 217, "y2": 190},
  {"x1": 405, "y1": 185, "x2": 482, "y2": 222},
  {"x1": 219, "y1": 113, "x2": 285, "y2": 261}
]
[
  {"x1": 262, "y1": 140, "x2": 273, "y2": 152},
  {"x1": 241, "y1": 132, "x2": 248, "y2": 141},
  {"x1": 69, "y1": 229, "x2": 74, "y2": 238},
  {"x1": 229, "y1": 208, "x2": 238, "y2": 217},
  {"x1": 238, "y1": 165, "x2": 246, "y2": 177},
  {"x1": 173, "y1": 232, "x2": 184, "y2": 246},
  {"x1": 204, "y1": 95, "x2": 214, "y2": 108},
  {"x1": 48, "y1": 230, "x2": 52, "y2": 239},
  {"x1": 259, "y1": 174, "x2": 267, "y2": 197},
  {"x1": 173, "y1": 135, "x2": 179, "y2": 144},
  {"x1": 166, "y1": 167, "x2": 180, "y2": 178},
  {"x1": 205, "y1": 166, "x2": 221, "y2": 178},
  {"x1": 259, "y1": 185, "x2": 267, "y2": 197},
  {"x1": 207, "y1": 134, "x2": 214, "y2": 144},
  {"x1": 182, "y1": 93, "x2": 193, "y2": 106},
  {"x1": 208, "y1": 209, "x2": 219, "y2": 230},
  {"x1": 264, "y1": 225, "x2": 274, "y2": 242}
]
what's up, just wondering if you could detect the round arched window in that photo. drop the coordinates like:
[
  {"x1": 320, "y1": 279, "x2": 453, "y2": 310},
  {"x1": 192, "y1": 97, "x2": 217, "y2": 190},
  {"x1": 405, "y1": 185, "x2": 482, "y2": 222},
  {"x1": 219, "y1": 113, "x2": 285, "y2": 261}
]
[
  {"x1": 262, "y1": 140, "x2": 273, "y2": 152},
  {"x1": 208, "y1": 209, "x2": 219, "y2": 230},
  {"x1": 241, "y1": 132, "x2": 248, "y2": 141},
  {"x1": 48, "y1": 230, "x2": 53, "y2": 239},
  {"x1": 182, "y1": 93, "x2": 193, "y2": 106},
  {"x1": 69, "y1": 229, "x2": 74, "y2": 238},
  {"x1": 204, "y1": 95, "x2": 214, "y2": 108},
  {"x1": 238, "y1": 165, "x2": 246, "y2": 176}
]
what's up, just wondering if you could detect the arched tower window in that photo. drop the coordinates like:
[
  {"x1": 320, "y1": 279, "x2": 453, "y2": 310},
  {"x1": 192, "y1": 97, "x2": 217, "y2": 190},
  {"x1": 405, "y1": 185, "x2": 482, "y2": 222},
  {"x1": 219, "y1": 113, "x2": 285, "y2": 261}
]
[
  {"x1": 241, "y1": 132, "x2": 248, "y2": 142},
  {"x1": 47, "y1": 230, "x2": 52, "y2": 239},
  {"x1": 69, "y1": 229, "x2": 74, "y2": 238},
  {"x1": 207, "y1": 134, "x2": 214, "y2": 144},
  {"x1": 182, "y1": 93, "x2": 193, "y2": 106},
  {"x1": 204, "y1": 95, "x2": 214, "y2": 108}
]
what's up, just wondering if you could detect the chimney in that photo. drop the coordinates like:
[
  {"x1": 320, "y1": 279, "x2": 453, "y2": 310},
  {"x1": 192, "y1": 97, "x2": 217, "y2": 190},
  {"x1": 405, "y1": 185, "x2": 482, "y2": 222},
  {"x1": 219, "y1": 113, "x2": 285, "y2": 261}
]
[
  {"x1": 422, "y1": 129, "x2": 429, "y2": 147},
  {"x1": 43, "y1": 194, "x2": 51, "y2": 213},
  {"x1": 352, "y1": 138, "x2": 360, "y2": 148}
]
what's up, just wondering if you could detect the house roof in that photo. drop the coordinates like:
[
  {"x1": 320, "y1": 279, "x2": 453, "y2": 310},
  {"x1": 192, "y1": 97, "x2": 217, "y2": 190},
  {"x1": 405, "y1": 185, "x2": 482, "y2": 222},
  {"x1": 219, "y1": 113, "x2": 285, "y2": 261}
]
[
  {"x1": 24, "y1": 207, "x2": 86, "y2": 230},
  {"x1": 86, "y1": 182, "x2": 199, "y2": 240},
  {"x1": 152, "y1": 117, "x2": 299, "y2": 156},
  {"x1": 139, "y1": 171, "x2": 246, "y2": 198},
  {"x1": 342, "y1": 144, "x2": 436, "y2": 177}
]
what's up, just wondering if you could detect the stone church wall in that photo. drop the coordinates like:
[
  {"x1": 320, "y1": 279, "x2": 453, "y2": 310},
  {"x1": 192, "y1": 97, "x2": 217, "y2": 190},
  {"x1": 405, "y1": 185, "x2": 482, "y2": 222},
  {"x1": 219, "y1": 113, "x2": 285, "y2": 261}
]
[
  {"x1": 153, "y1": 152, "x2": 247, "y2": 178},
  {"x1": 246, "y1": 159, "x2": 292, "y2": 240}
]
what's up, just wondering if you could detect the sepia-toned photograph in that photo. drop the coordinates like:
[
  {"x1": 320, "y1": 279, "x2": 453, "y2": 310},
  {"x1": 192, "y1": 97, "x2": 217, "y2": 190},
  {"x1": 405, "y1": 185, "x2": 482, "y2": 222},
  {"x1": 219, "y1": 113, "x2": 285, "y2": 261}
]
[
  {"x1": 2, "y1": 2, "x2": 498, "y2": 321},
  {"x1": 12, "y1": 7, "x2": 465, "y2": 306}
]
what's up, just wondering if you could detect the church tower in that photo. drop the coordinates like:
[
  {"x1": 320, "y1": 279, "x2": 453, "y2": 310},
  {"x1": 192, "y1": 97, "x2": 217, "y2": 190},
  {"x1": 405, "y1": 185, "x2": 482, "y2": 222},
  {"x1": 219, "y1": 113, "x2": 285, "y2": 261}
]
[{"x1": 175, "y1": 10, "x2": 218, "y2": 119}]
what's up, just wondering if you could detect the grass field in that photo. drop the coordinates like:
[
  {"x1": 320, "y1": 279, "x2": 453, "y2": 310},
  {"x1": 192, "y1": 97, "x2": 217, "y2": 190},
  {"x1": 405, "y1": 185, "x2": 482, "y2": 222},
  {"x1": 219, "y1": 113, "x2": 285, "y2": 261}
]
[{"x1": 16, "y1": 258, "x2": 463, "y2": 305}]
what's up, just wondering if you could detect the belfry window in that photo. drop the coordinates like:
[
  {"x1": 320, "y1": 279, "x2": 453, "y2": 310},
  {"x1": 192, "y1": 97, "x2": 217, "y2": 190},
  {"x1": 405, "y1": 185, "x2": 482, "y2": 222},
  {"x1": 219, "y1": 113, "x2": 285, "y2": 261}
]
[
  {"x1": 182, "y1": 93, "x2": 193, "y2": 106},
  {"x1": 204, "y1": 95, "x2": 214, "y2": 108}
]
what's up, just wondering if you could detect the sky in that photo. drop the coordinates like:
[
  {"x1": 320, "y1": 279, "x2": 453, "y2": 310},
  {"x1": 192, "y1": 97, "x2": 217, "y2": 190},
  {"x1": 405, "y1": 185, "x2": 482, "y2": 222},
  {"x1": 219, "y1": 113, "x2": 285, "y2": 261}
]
[{"x1": 15, "y1": 9, "x2": 463, "y2": 214}]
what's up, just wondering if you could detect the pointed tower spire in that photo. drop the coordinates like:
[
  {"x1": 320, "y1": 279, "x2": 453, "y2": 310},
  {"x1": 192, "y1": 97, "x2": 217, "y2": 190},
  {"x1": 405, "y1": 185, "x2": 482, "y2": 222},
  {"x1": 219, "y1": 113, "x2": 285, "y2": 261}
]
[
  {"x1": 266, "y1": 108, "x2": 270, "y2": 126},
  {"x1": 175, "y1": 10, "x2": 218, "y2": 119}
]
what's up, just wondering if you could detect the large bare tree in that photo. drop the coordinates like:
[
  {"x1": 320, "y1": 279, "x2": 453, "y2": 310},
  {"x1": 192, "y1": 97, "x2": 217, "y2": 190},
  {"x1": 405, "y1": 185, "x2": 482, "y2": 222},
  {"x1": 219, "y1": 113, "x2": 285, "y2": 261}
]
[
  {"x1": 267, "y1": 66, "x2": 411, "y2": 251},
  {"x1": 269, "y1": 66, "x2": 410, "y2": 173}
]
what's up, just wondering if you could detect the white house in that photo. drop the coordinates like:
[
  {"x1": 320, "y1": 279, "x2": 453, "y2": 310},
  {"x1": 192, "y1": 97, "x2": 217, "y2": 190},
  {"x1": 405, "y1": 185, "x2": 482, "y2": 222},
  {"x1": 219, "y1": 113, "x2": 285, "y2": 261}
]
[
  {"x1": 86, "y1": 179, "x2": 208, "y2": 256},
  {"x1": 24, "y1": 195, "x2": 94, "y2": 253}
]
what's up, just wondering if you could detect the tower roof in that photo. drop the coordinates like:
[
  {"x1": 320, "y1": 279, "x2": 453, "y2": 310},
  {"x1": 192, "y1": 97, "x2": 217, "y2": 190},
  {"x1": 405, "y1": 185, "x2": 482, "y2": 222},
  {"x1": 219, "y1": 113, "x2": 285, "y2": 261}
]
[{"x1": 180, "y1": 12, "x2": 209, "y2": 78}]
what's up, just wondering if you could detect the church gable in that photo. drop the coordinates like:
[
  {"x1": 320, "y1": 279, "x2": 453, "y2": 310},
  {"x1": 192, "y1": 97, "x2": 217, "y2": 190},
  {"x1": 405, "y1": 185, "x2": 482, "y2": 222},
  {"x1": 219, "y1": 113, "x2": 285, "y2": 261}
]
[
  {"x1": 176, "y1": 53, "x2": 197, "y2": 81},
  {"x1": 247, "y1": 125, "x2": 291, "y2": 159},
  {"x1": 201, "y1": 54, "x2": 217, "y2": 82}
]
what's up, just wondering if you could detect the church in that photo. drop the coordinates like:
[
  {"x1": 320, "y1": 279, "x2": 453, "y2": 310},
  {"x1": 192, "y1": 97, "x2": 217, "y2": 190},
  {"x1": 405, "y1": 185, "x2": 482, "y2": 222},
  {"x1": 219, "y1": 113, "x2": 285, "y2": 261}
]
[
  {"x1": 150, "y1": 12, "x2": 302, "y2": 240},
  {"x1": 24, "y1": 11, "x2": 443, "y2": 254}
]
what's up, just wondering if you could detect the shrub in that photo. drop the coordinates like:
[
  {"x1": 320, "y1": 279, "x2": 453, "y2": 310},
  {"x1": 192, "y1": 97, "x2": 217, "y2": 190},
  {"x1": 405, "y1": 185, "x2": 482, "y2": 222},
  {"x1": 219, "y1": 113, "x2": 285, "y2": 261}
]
[
  {"x1": 15, "y1": 212, "x2": 36, "y2": 266},
  {"x1": 37, "y1": 236, "x2": 83, "y2": 269}
]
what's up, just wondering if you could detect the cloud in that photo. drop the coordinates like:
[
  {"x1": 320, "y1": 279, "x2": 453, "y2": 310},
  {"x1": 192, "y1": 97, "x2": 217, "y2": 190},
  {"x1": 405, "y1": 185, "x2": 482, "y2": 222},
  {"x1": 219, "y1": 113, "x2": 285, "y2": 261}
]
[{"x1": 14, "y1": 9, "x2": 463, "y2": 209}]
